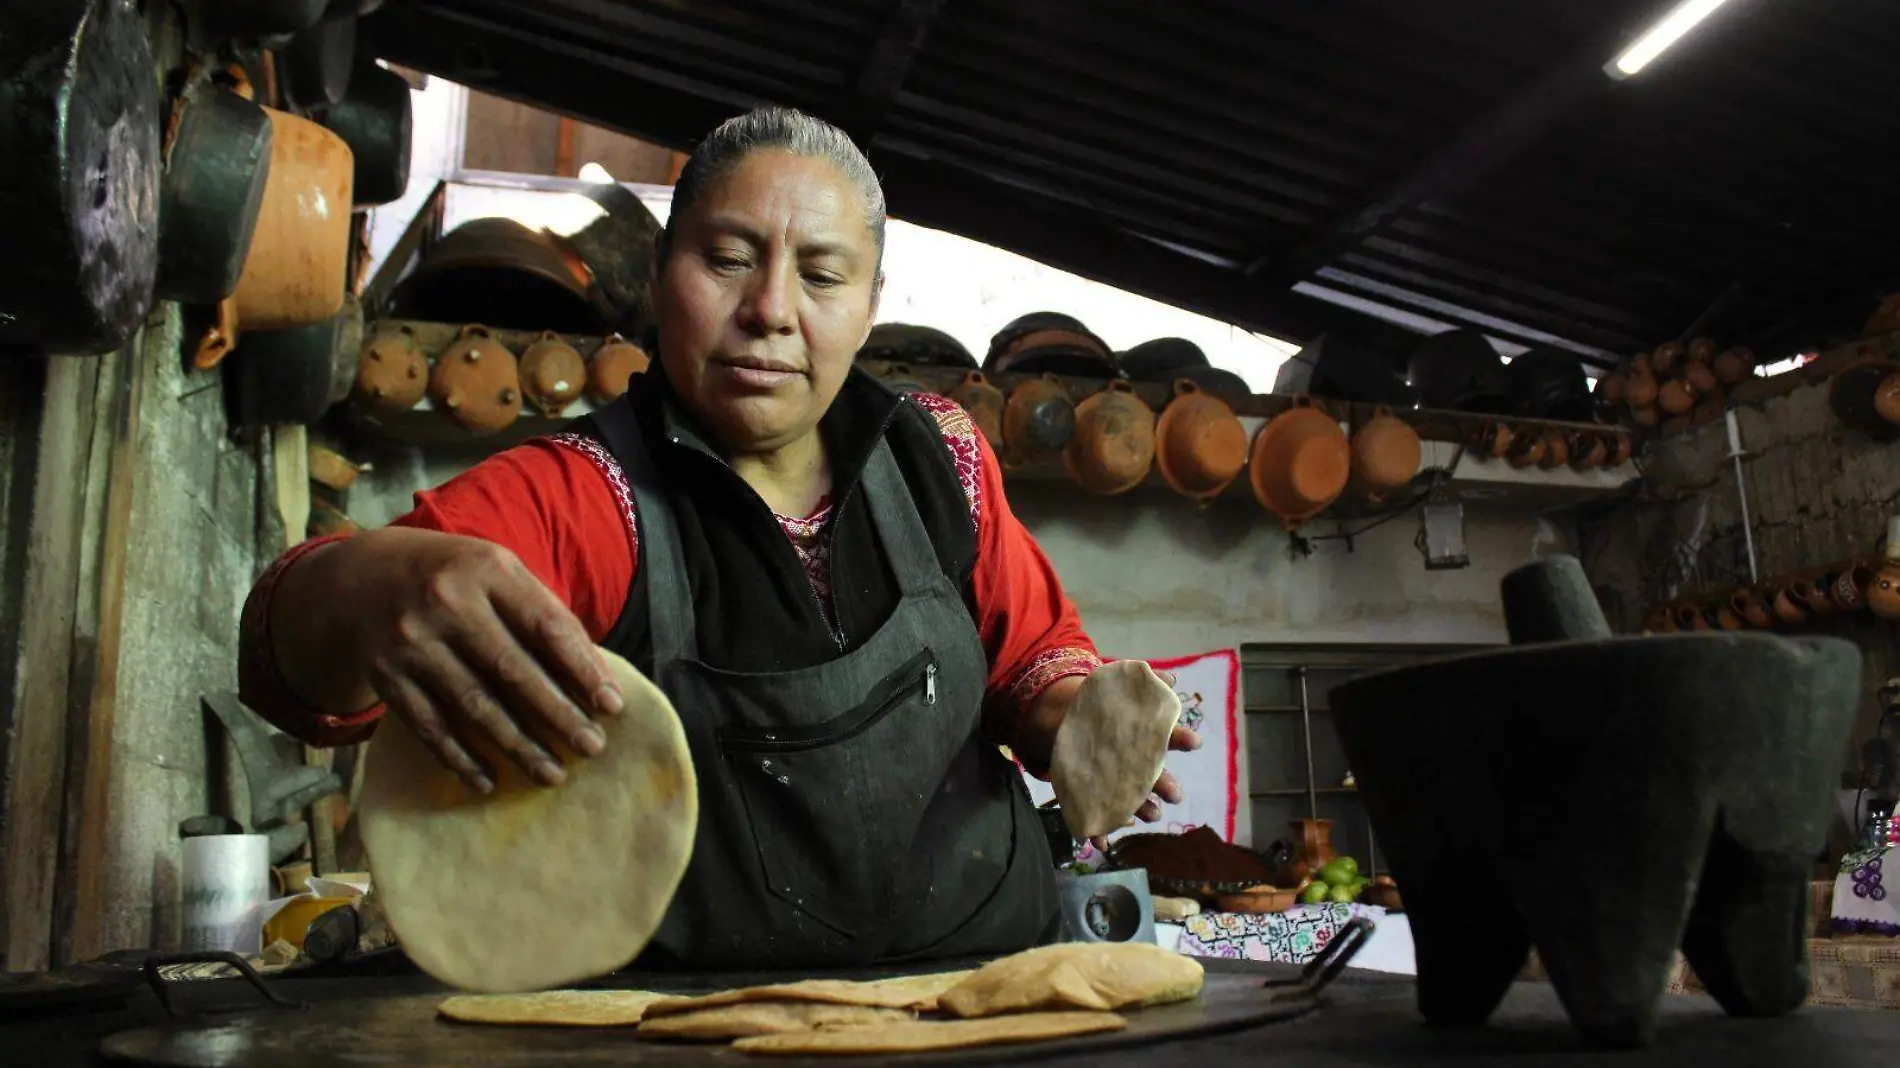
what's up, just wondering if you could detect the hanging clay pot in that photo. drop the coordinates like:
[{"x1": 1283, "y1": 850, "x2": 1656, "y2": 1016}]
[
  {"x1": 429, "y1": 324, "x2": 522, "y2": 435},
  {"x1": 308, "y1": 443, "x2": 368, "y2": 491},
  {"x1": 1731, "y1": 588, "x2": 1774, "y2": 630},
  {"x1": 1771, "y1": 586, "x2": 1810, "y2": 626},
  {"x1": 586, "y1": 333, "x2": 651, "y2": 405},
  {"x1": 353, "y1": 322, "x2": 427, "y2": 411},
  {"x1": 1688, "y1": 337, "x2": 1718, "y2": 364},
  {"x1": 1250, "y1": 395, "x2": 1350, "y2": 531},
  {"x1": 1675, "y1": 604, "x2": 1709, "y2": 632},
  {"x1": 519, "y1": 330, "x2": 585, "y2": 417},
  {"x1": 1625, "y1": 359, "x2": 1660, "y2": 408},
  {"x1": 1538, "y1": 430, "x2": 1569, "y2": 470},
  {"x1": 1154, "y1": 379, "x2": 1247, "y2": 504},
  {"x1": 1506, "y1": 429, "x2": 1547, "y2": 469},
  {"x1": 1630, "y1": 403, "x2": 1661, "y2": 427},
  {"x1": 947, "y1": 371, "x2": 1006, "y2": 453},
  {"x1": 1349, "y1": 405, "x2": 1421, "y2": 503},
  {"x1": 1606, "y1": 434, "x2": 1633, "y2": 467},
  {"x1": 1795, "y1": 575, "x2": 1840, "y2": 617},
  {"x1": 1692, "y1": 388, "x2": 1726, "y2": 425},
  {"x1": 1475, "y1": 422, "x2": 1513, "y2": 460},
  {"x1": 1569, "y1": 432, "x2": 1609, "y2": 471},
  {"x1": 1875, "y1": 372, "x2": 1900, "y2": 427},
  {"x1": 1002, "y1": 374, "x2": 1077, "y2": 466},
  {"x1": 1869, "y1": 563, "x2": 1900, "y2": 622},
  {"x1": 1658, "y1": 377, "x2": 1697, "y2": 415},
  {"x1": 1064, "y1": 380, "x2": 1156, "y2": 496},
  {"x1": 1713, "y1": 602, "x2": 1745, "y2": 631},
  {"x1": 1833, "y1": 560, "x2": 1878, "y2": 613},
  {"x1": 1652, "y1": 342, "x2": 1685, "y2": 375},
  {"x1": 1684, "y1": 359, "x2": 1718, "y2": 396},
  {"x1": 1597, "y1": 369, "x2": 1628, "y2": 407},
  {"x1": 1714, "y1": 347, "x2": 1756, "y2": 386}
]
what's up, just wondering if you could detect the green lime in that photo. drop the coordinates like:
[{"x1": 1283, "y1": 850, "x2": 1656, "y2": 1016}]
[
  {"x1": 1319, "y1": 856, "x2": 1359, "y2": 886},
  {"x1": 1327, "y1": 882, "x2": 1357, "y2": 904},
  {"x1": 1300, "y1": 881, "x2": 1331, "y2": 905}
]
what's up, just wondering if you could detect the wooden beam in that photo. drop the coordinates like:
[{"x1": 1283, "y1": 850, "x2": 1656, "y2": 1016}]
[
  {"x1": 553, "y1": 115, "x2": 576, "y2": 177},
  {"x1": 833, "y1": 0, "x2": 945, "y2": 144}
]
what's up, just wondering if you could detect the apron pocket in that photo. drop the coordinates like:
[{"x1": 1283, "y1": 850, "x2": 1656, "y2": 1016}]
[{"x1": 718, "y1": 649, "x2": 937, "y2": 938}]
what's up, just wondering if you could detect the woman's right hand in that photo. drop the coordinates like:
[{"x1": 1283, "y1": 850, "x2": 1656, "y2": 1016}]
[{"x1": 317, "y1": 527, "x2": 623, "y2": 793}]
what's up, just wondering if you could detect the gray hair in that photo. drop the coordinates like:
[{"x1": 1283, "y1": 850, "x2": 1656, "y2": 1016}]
[{"x1": 667, "y1": 106, "x2": 887, "y2": 260}]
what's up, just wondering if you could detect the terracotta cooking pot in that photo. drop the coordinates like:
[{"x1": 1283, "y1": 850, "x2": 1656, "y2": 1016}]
[
  {"x1": 1714, "y1": 347, "x2": 1756, "y2": 386},
  {"x1": 353, "y1": 322, "x2": 427, "y2": 412},
  {"x1": 1625, "y1": 363, "x2": 1660, "y2": 409},
  {"x1": 586, "y1": 333, "x2": 651, "y2": 405},
  {"x1": 1606, "y1": 434, "x2": 1633, "y2": 467},
  {"x1": 196, "y1": 105, "x2": 353, "y2": 369},
  {"x1": 1569, "y1": 432, "x2": 1609, "y2": 471},
  {"x1": 1597, "y1": 370, "x2": 1628, "y2": 407},
  {"x1": 1833, "y1": 561, "x2": 1878, "y2": 613},
  {"x1": 1731, "y1": 589, "x2": 1774, "y2": 629},
  {"x1": 1064, "y1": 380, "x2": 1155, "y2": 496},
  {"x1": 1538, "y1": 429, "x2": 1569, "y2": 470},
  {"x1": 1876, "y1": 371, "x2": 1900, "y2": 427},
  {"x1": 1795, "y1": 576, "x2": 1839, "y2": 617},
  {"x1": 1250, "y1": 395, "x2": 1350, "y2": 531},
  {"x1": 1658, "y1": 377, "x2": 1697, "y2": 415},
  {"x1": 1771, "y1": 586, "x2": 1811, "y2": 626},
  {"x1": 519, "y1": 330, "x2": 585, "y2": 417},
  {"x1": 947, "y1": 371, "x2": 1006, "y2": 453},
  {"x1": 1349, "y1": 405, "x2": 1420, "y2": 502},
  {"x1": 1652, "y1": 341, "x2": 1685, "y2": 374},
  {"x1": 1869, "y1": 562, "x2": 1900, "y2": 622},
  {"x1": 1002, "y1": 374, "x2": 1076, "y2": 466},
  {"x1": 1475, "y1": 422, "x2": 1513, "y2": 460},
  {"x1": 1154, "y1": 379, "x2": 1247, "y2": 503},
  {"x1": 1630, "y1": 403, "x2": 1661, "y2": 427},
  {"x1": 1506, "y1": 429, "x2": 1547, "y2": 469},
  {"x1": 1712, "y1": 602, "x2": 1745, "y2": 631},
  {"x1": 1688, "y1": 337, "x2": 1718, "y2": 363},
  {"x1": 428, "y1": 324, "x2": 522, "y2": 435},
  {"x1": 1684, "y1": 360, "x2": 1718, "y2": 396},
  {"x1": 1674, "y1": 605, "x2": 1709, "y2": 632}
]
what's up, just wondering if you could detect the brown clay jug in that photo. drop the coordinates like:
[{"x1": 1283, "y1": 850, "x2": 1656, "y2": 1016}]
[
  {"x1": 1348, "y1": 405, "x2": 1421, "y2": 502},
  {"x1": 1286, "y1": 818, "x2": 1337, "y2": 884},
  {"x1": 1250, "y1": 395, "x2": 1350, "y2": 531},
  {"x1": 1064, "y1": 380, "x2": 1155, "y2": 496},
  {"x1": 1607, "y1": 434, "x2": 1633, "y2": 467},
  {"x1": 1713, "y1": 602, "x2": 1745, "y2": 631},
  {"x1": 1675, "y1": 605, "x2": 1708, "y2": 631},
  {"x1": 1688, "y1": 337, "x2": 1718, "y2": 364},
  {"x1": 1833, "y1": 560, "x2": 1878, "y2": 613},
  {"x1": 1475, "y1": 422, "x2": 1513, "y2": 460},
  {"x1": 1772, "y1": 586, "x2": 1811, "y2": 626},
  {"x1": 947, "y1": 371, "x2": 1006, "y2": 452},
  {"x1": 1684, "y1": 359, "x2": 1718, "y2": 396},
  {"x1": 1731, "y1": 588, "x2": 1774, "y2": 629},
  {"x1": 353, "y1": 322, "x2": 427, "y2": 411},
  {"x1": 1154, "y1": 379, "x2": 1248, "y2": 503},
  {"x1": 1869, "y1": 563, "x2": 1900, "y2": 621},
  {"x1": 1001, "y1": 374, "x2": 1076, "y2": 467},
  {"x1": 1506, "y1": 429, "x2": 1547, "y2": 469},
  {"x1": 1642, "y1": 607, "x2": 1673, "y2": 634},
  {"x1": 586, "y1": 333, "x2": 651, "y2": 405},
  {"x1": 429, "y1": 324, "x2": 522, "y2": 435},
  {"x1": 519, "y1": 330, "x2": 586, "y2": 417},
  {"x1": 1796, "y1": 576, "x2": 1839, "y2": 617}
]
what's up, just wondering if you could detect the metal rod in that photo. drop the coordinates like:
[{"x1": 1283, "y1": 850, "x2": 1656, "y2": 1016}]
[
  {"x1": 1725, "y1": 408, "x2": 1759, "y2": 582},
  {"x1": 1296, "y1": 667, "x2": 1318, "y2": 819}
]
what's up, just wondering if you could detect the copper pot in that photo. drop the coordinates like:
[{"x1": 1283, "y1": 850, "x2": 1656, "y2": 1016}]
[
  {"x1": 1658, "y1": 377, "x2": 1697, "y2": 415},
  {"x1": 1348, "y1": 405, "x2": 1420, "y2": 502},
  {"x1": 586, "y1": 333, "x2": 650, "y2": 404},
  {"x1": 1064, "y1": 380, "x2": 1155, "y2": 496},
  {"x1": 353, "y1": 322, "x2": 427, "y2": 411},
  {"x1": 1250, "y1": 395, "x2": 1350, "y2": 532},
  {"x1": 947, "y1": 371, "x2": 1006, "y2": 453},
  {"x1": 1731, "y1": 589, "x2": 1774, "y2": 629},
  {"x1": 1876, "y1": 372, "x2": 1900, "y2": 427},
  {"x1": 1154, "y1": 379, "x2": 1247, "y2": 503},
  {"x1": 429, "y1": 324, "x2": 522, "y2": 435},
  {"x1": 1771, "y1": 586, "x2": 1811, "y2": 626},
  {"x1": 1537, "y1": 430, "x2": 1568, "y2": 470},
  {"x1": 1870, "y1": 563, "x2": 1900, "y2": 621},
  {"x1": 1652, "y1": 341, "x2": 1685, "y2": 374},
  {"x1": 1833, "y1": 561, "x2": 1878, "y2": 612},
  {"x1": 519, "y1": 330, "x2": 586, "y2": 417},
  {"x1": 1506, "y1": 428, "x2": 1547, "y2": 469},
  {"x1": 1713, "y1": 347, "x2": 1755, "y2": 385},
  {"x1": 1569, "y1": 432, "x2": 1609, "y2": 471},
  {"x1": 1002, "y1": 374, "x2": 1077, "y2": 466}
]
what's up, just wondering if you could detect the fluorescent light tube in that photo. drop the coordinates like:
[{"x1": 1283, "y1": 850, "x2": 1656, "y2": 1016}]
[{"x1": 1607, "y1": 0, "x2": 1735, "y2": 78}]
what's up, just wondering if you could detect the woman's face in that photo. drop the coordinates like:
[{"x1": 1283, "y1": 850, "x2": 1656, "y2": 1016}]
[{"x1": 655, "y1": 149, "x2": 881, "y2": 454}]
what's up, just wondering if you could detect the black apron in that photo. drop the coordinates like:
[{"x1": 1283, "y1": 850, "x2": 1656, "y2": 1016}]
[{"x1": 586, "y1": 399, "x2": 1059, "y2": 969}]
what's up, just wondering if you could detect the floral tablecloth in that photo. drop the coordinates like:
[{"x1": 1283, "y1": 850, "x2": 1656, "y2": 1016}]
[{"x1": 1176, "y1": 903, "x2": 1388, "y2": 962}]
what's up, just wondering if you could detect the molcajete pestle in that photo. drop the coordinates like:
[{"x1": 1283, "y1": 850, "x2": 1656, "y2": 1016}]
[{"x1": 1332, "y1": 555, "x2": 1860, "y2": 1047}]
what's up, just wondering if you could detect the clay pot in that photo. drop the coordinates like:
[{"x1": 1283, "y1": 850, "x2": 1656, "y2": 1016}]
[
  {"x1": 1870, "y1": 563, "x2": 1900, "y2": 621},
  {"x1": 307, "y1": 444, "x2": 366, "y2": 491},
  {"x1": 1506, "y1": 429, "x2": 1547, "y2": 469},
  {"x1": 353, "y1": 323, "x2": 427, "y2": 411},
  {"x1": 1642, "y1": 607, "x2": 1674, "y2": 634},
  {"x1": 1771, "y1": 587, "x2": 1810, "y2": 626},
  {"x1": 519, "y1": 331, "x2": 586, "y2": 418},
  {"x1": 1832, "y1": 561, "x2": 1878, "y2": 613},
  {"x1": 1675, "y1": 605, "x2": 1709, "y2": 632},
  {"x1": 1002, "y1": 374, "x2": 1077, "y2": 465},
  {"x1": 1827, "y1": 358, "x2": 1900, "y2": 436},
  {"x1": 307, "y1": 499, "x2": 361, "y2": 539},
  {"x1": 198, "y1": 106, "x2": 353, "y2": 368},
  {"x1": 1286, "y1": 818, "x2": 1337, "y2": 884},
  {"x1": 1876, "y1": 372, "x2": 1900, "y2": 427},
  {"x1": 1569, "y1": 432, "x2": 1609, "y2": 471},
  {"x1": 1607, "y1": 434, "x2": 1633, "y2": 466},
  {"x1": 1684, "y1": 360, "x2": 1718, "y2": 396},
  {"x1": 1625, "y1": 363, "x2": 1660, "y2": 408},
  {"x1": 1349, "y1": 405, "x2": 1421, "y2": 502},
  {"x1": 1630, "y1": 404, "x2": 1660, "y2": 427},
  {"x1": 1538, "y1": 430, "x2": 1569, "y2": 470},
  {"x1": 1795, "y1": 576, "x2": 1839, "y2": 617},
  {"x1": 1732, "y1": 589, "x2": 1774, "y2": 630},
  {"x1": 1154, "y1": 379, "x2": 1247, "y2": 503},
  {"x1": 1713, "y1": 603, "x2": 1745, "y2": 631},
  {"x1": 947, "y1": 371, "x2": 1006, "y2": 453},
  {"x1": 1597, "y1": 371, "x2": 1628, "y2": 407},
  {"x1": 1658, "y1": 377, "x2": 1697, "y2": 415},
  {"x1": 429, "y1": 324, "x2": 522, "y2": 435},
  {"x1": 1250, "y1": 396, "x2": 1350, "y2": 531},
  {"x1": 1688, "y1": 337, "x2": 1718, "y2": 364},
  {"x1": 1652, "y1": 341, "x2": 1685, "y2": 374},
  {"x1": 1064, "y1": 380, "x2": 1155, "y2": 496},
  {"x1": 586, "y1": 333, "x2": 651, "y2": 405},
  {"x1": 1714, "y1": 347, "x2": 1755, "y2": 386},
  {"x1": 1476, "y1": 422, "x2": 1513, "y2": 460}
]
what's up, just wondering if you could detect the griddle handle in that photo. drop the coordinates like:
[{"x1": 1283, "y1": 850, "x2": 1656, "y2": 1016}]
[
  {"x1": 144, "y1": 951, "x2": 309, "y2": 1018},
  {"x1": 1266, "y1": 916, "x2": 1374, "y2": 996}
]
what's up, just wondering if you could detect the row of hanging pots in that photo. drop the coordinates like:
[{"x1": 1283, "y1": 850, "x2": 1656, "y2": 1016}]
[
  {"x1": 1469, "y1": 420, "x2": 1633, "y2": 472},
  {"x1": 351, "y1": 323, "x2": 652, "y2": 434},
  {"x1": 1645, "y1": 552, "x2": 1900, "y2": 633},
  {"x1": 1828, "y1": 352, "x2": 1900, "y2": 440},
  {"x1": 1595, "y1": 338, "x2": 1756, "y2": 434}
]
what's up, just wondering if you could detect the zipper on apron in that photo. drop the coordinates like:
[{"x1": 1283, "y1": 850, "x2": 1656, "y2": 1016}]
[{"x1": 720, "y1": 648, "x2": 938, "y2": 753}]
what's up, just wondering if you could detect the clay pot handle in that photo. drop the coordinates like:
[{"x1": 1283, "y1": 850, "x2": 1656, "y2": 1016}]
[
  {"x1": 1370, "y1": 404, "x2": 1393, "y2": 420},
  {"x1": 1172, "y1": 378, "x2": 1201, "y2": 398},
  {"x1": 961, "y1": 371, "x2": 989, "y2": 388},
  {"x1": 458, "y1": 323, "x2": 493, "y2": 340},
  {"x1": 601, "y1": 331, "x2": 627, "y2": 345},
  {"x1": 1290, "y1": 393, "x2": 1327, "y2": 417},
  {"x1": 1105, "y1": 379, "x2": 1135, "y2": 395},
  {"x1": 538, "y1": 329, "x2": 560, "y2": 342}
]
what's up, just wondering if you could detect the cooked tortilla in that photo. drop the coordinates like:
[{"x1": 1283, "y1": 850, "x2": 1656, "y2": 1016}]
[
  {"x1": 732, "y1": 1011, "x2": 1127, "y2": 1055},
  {"x1": 937, "y1": 942, "x2": 1204, "y2": 1017},
  {"x1": 642, "y1": 971, "x2": 974, "y2": 1018},
  {"x1": 637, "y1": 1002, "x2": 913, "y2": 1041},
  {"x1": 438, "y1": 989, "x2": 668, "y2": 1027},
  {"x1": 361, "y1": 648, "x2": 697, "y2": 993},
  {"x1": 1050, "y1": 660, "x2": 1180, "y2": 837}
]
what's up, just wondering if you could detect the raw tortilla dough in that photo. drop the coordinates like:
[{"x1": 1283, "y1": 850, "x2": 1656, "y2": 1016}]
[
  {"x1": 360, "y1": 648, "x2": 696, "y2": 993},
  {"x1": 638, "y1": 1002, "x2": 913, "y2": 1040},
  {"x1": 642, "y1": 971, "x2": 973, "y2": 1019},
  {"x1": 1050, "y1": 660, "x2": 1180, "y2": 837},
  {"x1": 732, "y1": 1011, "x2": 1127, "y2": 1055},
  {"x1": 937, "y1": 942, "x2": 1204, "y2": 1018},
  {"x1": 438, "y1": 989, "x2": 668, "y2": 1026}
]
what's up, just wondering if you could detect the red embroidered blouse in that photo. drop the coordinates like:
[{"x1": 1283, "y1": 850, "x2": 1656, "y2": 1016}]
[{"x1": 237, "y1": 393, "x2": 1102, "y2": 750}]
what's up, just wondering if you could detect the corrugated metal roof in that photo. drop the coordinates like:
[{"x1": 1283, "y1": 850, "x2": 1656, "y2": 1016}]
[{"x1": 364, "y1": 0, "x2": 1900, "y2": 371}]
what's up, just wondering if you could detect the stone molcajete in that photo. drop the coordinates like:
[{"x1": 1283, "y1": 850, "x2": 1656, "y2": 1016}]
[{"x1": 1333, "y1": 555, "x2": 1860, "y2": 1048}]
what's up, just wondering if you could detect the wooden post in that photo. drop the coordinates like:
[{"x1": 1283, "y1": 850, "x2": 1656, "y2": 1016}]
[{"x1": 555, "y1": 116, "x2": 577, "y2": 178}]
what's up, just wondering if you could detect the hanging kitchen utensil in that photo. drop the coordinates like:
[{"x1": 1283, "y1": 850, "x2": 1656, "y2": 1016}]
[
  {"x1": 1771, "y1": 586, "x2": 1810, "y2": 626},
  {"x1": 1569, "y1": 431, "x2": 1609, "y2": 471},
  {"x1": 1538, "y1": 430, "x2": 1569, "y2": 470},
  {"x1": 585, "y1": 333, "x2": 650, "y2": 404},
  {"x1": 318, "y1": 60, "x2": 411, "y2": 207},
  {"x1": 1731, "y1": 588, "x2": 1774, "y2": 629},
  {"x1": 879, "y1": 361, "x2": 931, "y2": 395},
  {"x1": 196, "y1": 106, "x2": 354, "y2": 368},
  {"x1": 1153, "y1": 379, "x2": 1247, "y2": 504},
  {"x1": 1249, "y1": 395, "x2": 1350, "y2": 531},
  {"x1": 1657, "y1": 377, "x2": 1697, "y2": 415},
  {"x1": 1505, "y1": 429, "x2": 1547, "y2": 469},
  {"x1": 1474, "y1": 422, "x2": 1513, "y2": 460},
  {"x1": 519, "y1": 331, "x2": 585, "y2": 418},
  {"x1": 1630, "y1": 403, "x2": 1661, "y2": 427},
  {"x1": 0, "y1": 0, "x2": 161, "y2": 353},
  {"x1": 392, "y1": 217, "x2": 601, "y2": 335},
  {"x1": 1596, "y1": 366, "x2": 1629, "y2": 407},
  {"x1": 353, "y1": 322, "x2": 427, "y2": 411},
  {"x1": 1714, "y1": 346, "x2": 1756, "y2": 386},
  {"x1": 1064, "y1": 380, "x2": 1155, "y2": 496},
  {"x1": 1870, "y1": 563, "x2": 1900, "y2": 622},
  {"x1": 1125, "y1": 337, "x2": 1255, "y2": 401},
  {"x1": 155, "y1": 82, "x2": 274, "y2": 304},
  {"x1": 231, "y1": 294, "x2": 363, "y2": 426},
  {"x1": 946, "y1": 371, "x2": 1005, "y2": 451},
  {"x1": 277, "y1": 13, "x2": 356, "y2": 110},
  {"x1": 1684, "y1": 358, "x2": 1718, "y2": 396},
  {"x1": 562, "y1": 182, "x2": 663, "y2": 335},
  {"x1": 1001, "y1": 374, "x2": 1076, "y2": 466},
  {"x1": 1795, "y1": 575, "x2": 1840, "y2": 617},
  {"x1": 197, "y1": 0, "x2": 329, "y2": 41},
  {"x1": 1875, "y1": 371, "x2": 1900, "y2": 427},
  {"x1": 1712, "y1": 602, "x2": 1745, "y2": 631},
  {"x1": 1675, "y1": 605, "x2": 1709, "y2": 632},
  {"x1": 429, "y1": 325, "x2": 522, "y2": 435},
  {"x1": 1606, "y1": 433, "x2": 1632, "y2": 467},
  {"x1": 1348, "y1": 405, "x2": 1420, "y2": 503}
]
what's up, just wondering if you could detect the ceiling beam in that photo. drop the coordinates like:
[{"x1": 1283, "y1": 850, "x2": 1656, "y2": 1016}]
[{"x1": 833, "y1": 0, "x2": 946, "y2": 144}]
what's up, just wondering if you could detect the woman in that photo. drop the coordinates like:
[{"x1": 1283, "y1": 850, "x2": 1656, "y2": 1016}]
[{"x1": 239, "y1": 107, "x2": 1197, "y2": 968}]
